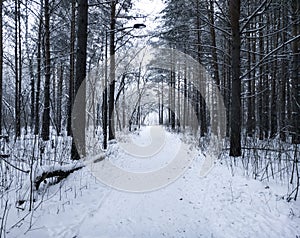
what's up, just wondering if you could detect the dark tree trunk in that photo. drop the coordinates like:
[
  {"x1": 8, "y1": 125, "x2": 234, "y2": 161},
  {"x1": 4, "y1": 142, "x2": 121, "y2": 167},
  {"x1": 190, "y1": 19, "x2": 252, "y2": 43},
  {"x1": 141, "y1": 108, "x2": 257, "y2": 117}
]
[
  {"x1": 183, "y1": 60, "x2": 187, "y2": 129},
  {"x1": 41, "y1": 0, "x2": 51, "y2": 141},
  {"x1": 29, "y1": 57, "x2": 35, "y2": 130},
  {"x1": 160, "y1": 80, "x2": 164, "y2": 125},
  {"x1": 196, "y1": 0, "x2": 207, "y2": 137},
  {"x1": 108, "y1": 0, "x2": 116, "y2": 140},
  {"x1": 15, "y1": 0, "x2": 21, "y2": 138},
  {"x1": 71, "y1": 0, "x2": 88, "y2": 160},
  {"x1": 229, "y1": 0, "x2": 241, "y2": 157},
  {"x1": 170, "y1": 49, "x2": 176, "y2": 130}
]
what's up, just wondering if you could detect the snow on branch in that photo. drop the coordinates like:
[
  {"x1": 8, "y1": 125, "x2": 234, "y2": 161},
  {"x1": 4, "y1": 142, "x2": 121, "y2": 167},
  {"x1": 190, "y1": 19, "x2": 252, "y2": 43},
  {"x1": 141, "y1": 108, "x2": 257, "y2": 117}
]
[{"x1": 34, "y1": 163, "x2": 85, "y2": 190}]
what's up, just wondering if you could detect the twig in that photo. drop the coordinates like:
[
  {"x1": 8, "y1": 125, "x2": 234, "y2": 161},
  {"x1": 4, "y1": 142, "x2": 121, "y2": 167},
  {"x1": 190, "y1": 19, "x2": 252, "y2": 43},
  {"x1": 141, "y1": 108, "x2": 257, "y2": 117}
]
[
  {"x1": 0, "y1": 155, "x2": 29, "y2": 174},
  {"x1": 0, "y1": 200, "x2": 9, "y2": 238}
]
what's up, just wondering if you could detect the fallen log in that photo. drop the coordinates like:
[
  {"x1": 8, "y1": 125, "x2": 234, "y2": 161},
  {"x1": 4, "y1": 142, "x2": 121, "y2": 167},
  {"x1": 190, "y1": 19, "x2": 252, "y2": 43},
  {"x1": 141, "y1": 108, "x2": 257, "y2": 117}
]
[{"x1": 34, "y1": 164, "x2": 84, "y2": 190}]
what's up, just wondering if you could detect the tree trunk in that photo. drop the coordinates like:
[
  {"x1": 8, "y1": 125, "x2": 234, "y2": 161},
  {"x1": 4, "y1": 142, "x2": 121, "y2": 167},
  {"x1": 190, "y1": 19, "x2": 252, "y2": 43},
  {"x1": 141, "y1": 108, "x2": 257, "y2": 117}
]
[
  {"x1": 177, "y1": 65, "x2": 181, "y2": 130},
  {"x1": 34, "y1": 3, "x2": 43, "y2": 136},
  {"x1": 246, "y1": 3, "x2": 255, "y2": 137},
  {"x1": 183, "y1": 57, "x2": 187, "y2": 129},
  {"x1": 108, "y1": 0, "x2": 116, "y2": 140},
  {"x1": 291, "y1": 0, "x2": 300, "y2": 144},
  {"x1": 71, "y1": 0, "x2": 88, "y2": 160},
  {"x1": 249, "y1": 20, "x2": 256, "y2": 137},
  {"x1": 262, "y1": 14, "x2": 270, "y2": 139},
  {"x1": 57, "y1": 64, "x2": 63, "y2": 134},
  {"x1": 270, "y1": 9, "x2": 279, "y2": 139},
  {"x1": 18, "y1": 0, "x2": 22, "y2": 134},
  {"x1": 258, "y1": 16, "x2": 264, "y2": 140},
  {"x1": 170, "y1": 49, "x2": 176, "y2": 130},
  {"x1": 229, "y1": 0, "x2": 241, "y2": 157},
  {"x1": 196, "y1": 0, "x2": 207, "y2": 137},
  {"x1": 279, "y1": 6, "x2": 288, "y2": 142},
  {"x1": 102, "y1": 31, "x2": 108, "y2": 149},
  {"x1": 15, "y1": 0, "x2": 21, "y2": 138},
  {"x1": 160, "y1": 80, "x2": 164, "y2": 125},
  {"x1": 67, "y1": 0, "x2": 76, "y2": 137},
  {"x1": 208, "y1": 0, "x2": 221, "y2": 136},
  {"x1": 41, "y1": 0, "x2": 51, "y2": 141}
]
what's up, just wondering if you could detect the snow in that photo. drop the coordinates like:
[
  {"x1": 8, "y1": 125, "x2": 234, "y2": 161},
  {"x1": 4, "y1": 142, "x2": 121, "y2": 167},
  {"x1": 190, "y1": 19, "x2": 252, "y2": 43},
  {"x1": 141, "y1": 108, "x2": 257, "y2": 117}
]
[{"x1": 4, "y1": 126, "x2": 300, "y2": 238}]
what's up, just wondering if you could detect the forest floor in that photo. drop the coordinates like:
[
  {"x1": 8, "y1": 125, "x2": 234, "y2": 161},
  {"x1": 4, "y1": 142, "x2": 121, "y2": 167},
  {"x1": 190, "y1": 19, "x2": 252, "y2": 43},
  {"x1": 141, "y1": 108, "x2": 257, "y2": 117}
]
[{"x1": 5, "y1": 126, "x2": 300, "y2": 238}]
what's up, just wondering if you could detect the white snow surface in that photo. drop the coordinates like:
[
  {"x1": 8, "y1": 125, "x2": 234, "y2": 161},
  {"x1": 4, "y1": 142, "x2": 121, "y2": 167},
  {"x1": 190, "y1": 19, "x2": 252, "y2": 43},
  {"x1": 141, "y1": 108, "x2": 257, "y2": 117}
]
[{"x1": 6, "y1": 126, "x2": 300, "y2": 238}]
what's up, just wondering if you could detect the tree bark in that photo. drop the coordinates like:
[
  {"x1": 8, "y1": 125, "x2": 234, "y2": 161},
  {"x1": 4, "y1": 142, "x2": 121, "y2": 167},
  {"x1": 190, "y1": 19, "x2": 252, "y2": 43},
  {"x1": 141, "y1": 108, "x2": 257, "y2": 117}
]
[
  {"x1": 229, "y1": 0, "x2": 241, "y2": 157},
  {"x1": 41, "y1": 0, "x2": 51, "y2": 141},
  {"x1": 196, "y1": 0, "x2": 207, "y2": 137},
  {"x1": 15, "y1": 0, "x2": 21, "y2": 138},
  {"x1": 71, "y1": 0, "x2": 88, "y2": 160},
  {"x1": 108, "y1": 0, "x2": 116, "y2": 140}
]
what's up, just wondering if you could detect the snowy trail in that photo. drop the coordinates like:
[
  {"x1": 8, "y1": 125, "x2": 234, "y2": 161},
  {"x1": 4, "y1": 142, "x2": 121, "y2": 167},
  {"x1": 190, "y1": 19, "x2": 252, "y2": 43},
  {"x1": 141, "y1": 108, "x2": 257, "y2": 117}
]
[
  {"x1": 7, "y1": 126, "x2": 300, "y2": 238},
  {"x1": 74, "y1": 162, "x2": 299, "y2": 238}
]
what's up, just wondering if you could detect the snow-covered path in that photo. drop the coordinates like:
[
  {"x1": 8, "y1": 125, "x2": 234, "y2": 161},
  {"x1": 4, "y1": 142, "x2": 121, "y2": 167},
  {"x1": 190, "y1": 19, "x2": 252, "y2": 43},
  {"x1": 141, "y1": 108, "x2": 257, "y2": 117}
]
[
  {"x1": 76, "y1": 165, "x2": 299, "y2": 238},
  {"x1": 7, "y1": 126, "x2": 300, "y2": 238}
]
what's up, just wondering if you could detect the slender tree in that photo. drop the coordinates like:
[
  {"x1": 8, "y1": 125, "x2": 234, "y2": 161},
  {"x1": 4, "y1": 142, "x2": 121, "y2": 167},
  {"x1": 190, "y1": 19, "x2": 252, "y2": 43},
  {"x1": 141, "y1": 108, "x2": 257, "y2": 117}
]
[
  {"x1": 229, "y1": 0, "x2": 241, "y2": 157},
  {"x1": 14, "y1": 0, "x2": 21, "y2": 138},
  {"x1": 41, "y1": 0, "x2": 51, "y2": 141},
  {"x1": 108, "y1": 0, "x2": 116, "y2": 140},
  {"x1": 245, "y1": 2, "x2": 255, "y2": 137},
  {"x1": 67, "y1": 0, "x2": 76, "y2": 136},
  {"x1": 18, "y1": 0, "x2": 22, "y2": 133},
  {"x1": 34, "y1": 3, "x2": 43, "y2": 135},
  {"x1": 57, "y1": 64, "x2": 63, "y2": 134},
  {"x1": 102, "y1": 30, "x2": 108, "y2": 149},
  {"x1": 270, "y1": 8, "x2": 279, "y2": 139},
  {"x1": 24, "y1": 0, "x2": 35, "y2": 132}
]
